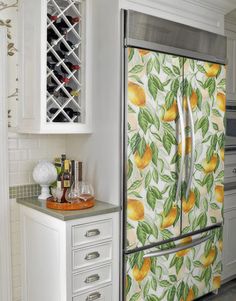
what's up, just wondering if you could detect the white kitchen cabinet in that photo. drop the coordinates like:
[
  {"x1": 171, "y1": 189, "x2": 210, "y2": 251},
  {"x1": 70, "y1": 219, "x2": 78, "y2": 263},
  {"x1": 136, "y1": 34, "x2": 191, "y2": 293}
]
[
  {"x1": 18, "y1": 0, "x2": 92, "y2": 134},
  {"x1": 19, "y1": 205, "x2": 119, "y2": 301},
  {"x1": 225, "y1": 29, "x2": 236, "y2": 104},
  {"x1": 222, "y1": 189, "x2": 236, "y2": 281}
]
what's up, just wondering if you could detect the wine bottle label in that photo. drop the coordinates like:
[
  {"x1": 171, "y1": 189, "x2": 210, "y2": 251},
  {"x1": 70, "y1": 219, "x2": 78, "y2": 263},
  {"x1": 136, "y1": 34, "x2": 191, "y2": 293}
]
[
  {"x1": 57, "y1": 180, "x2": 62, "y2": 189},
  {"x1": 63, "y1": 180, "x2": 70, "y2": 188}
]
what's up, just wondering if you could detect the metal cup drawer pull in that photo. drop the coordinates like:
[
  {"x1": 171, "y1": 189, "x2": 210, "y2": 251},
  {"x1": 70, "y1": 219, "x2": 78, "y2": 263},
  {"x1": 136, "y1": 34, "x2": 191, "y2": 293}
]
[
  {"x1": 85, "y1": 229, "x2": 101, "y2": 237},
  {"x1": 85, "y1": 251, "x2": 100, "y2": 261},
  {"x1": 233, "y1": 168, "x2": 236, "y2": 174},
  {"x1": 84, "y1": 273, "x2": 100, "y2": 284},
  {"x1": 86, "y1": 292, "x2": 101, "y2": 301}
]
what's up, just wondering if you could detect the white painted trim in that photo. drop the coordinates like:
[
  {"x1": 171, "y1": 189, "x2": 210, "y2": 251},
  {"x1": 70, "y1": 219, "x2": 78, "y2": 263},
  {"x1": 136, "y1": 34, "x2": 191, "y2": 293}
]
[{"x1": 0, "y1": 28, "x2": 12, "y2": 301}]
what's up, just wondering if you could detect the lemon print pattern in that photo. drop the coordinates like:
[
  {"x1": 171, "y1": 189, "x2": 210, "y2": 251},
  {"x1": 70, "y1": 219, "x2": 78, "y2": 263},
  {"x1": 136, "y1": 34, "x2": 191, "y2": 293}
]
[
  {"x1": 126, "y1": 228, "x2": 223, "y2": 301},
  {"x1": 126, "y1": 48, "x2": 225, "y2": 300}
]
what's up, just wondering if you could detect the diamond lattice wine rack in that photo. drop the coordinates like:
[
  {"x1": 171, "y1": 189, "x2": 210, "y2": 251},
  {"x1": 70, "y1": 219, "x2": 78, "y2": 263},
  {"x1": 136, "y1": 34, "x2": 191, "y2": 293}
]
[{"x1": 47, "y1": 0, "x2": 82, "y2": 123}]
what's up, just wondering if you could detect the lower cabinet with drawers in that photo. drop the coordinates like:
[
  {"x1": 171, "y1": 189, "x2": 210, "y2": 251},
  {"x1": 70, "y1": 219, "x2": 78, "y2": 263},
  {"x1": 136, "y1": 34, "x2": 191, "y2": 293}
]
[
  {"x1": 19, "y1": 204, "x2": 119, "y2": 301},
  {"x1": 222, "y1": 189, "x2": 236, "y2": 281}
]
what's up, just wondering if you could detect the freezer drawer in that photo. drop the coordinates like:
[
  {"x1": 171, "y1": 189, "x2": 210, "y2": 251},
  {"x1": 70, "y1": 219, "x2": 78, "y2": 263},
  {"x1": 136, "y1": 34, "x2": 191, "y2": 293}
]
[{"x1": 125, "y1": 228, "x2": 223, "y2": 301}]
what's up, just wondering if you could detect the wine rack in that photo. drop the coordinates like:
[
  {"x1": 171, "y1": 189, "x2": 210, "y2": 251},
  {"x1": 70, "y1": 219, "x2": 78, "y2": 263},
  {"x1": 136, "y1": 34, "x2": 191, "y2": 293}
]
[
  {"x1": 47, "y1": 0, "x2": 82, "y2": 123},
  {"x1": 19, "y1": 0, "x2": 91, "y2": 133}
]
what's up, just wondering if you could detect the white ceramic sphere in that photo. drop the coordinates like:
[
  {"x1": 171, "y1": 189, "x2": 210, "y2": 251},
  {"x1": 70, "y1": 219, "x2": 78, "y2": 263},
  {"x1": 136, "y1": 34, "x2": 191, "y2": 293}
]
[{"x1": 33, "y1": 160, "x2": 57, "y2": 185}]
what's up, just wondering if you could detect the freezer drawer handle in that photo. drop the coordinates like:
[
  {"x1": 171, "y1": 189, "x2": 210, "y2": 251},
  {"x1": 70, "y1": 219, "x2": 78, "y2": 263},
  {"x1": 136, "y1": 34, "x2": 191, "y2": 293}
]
[
  {"x1": 175, "y1": 92, "x2": 186, "y2": 201},
  {"x1": 85, "y1": 229, "x2": 101, "y2": 237},
  {"x1": 86, "y1": 292, "x2": 101, "y2": 301},
  {"x1": 186, "y1": 95, "x2": 196, "y2": 199},
  {"x1": 85, "y1": 251, "x2": 100, "y2": 261},
  {"x1": 84, "y1": 274, "x2": 100, "y2": 283},
  {"x1": 143, "y1": 234, "x2": 212, "y2": 258}
]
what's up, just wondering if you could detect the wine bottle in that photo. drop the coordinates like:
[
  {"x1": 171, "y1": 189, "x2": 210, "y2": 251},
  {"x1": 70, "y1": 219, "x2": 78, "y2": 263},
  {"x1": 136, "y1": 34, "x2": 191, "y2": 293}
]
[
  {"x1": 59, "y1": 41, "x2": 76, "y2": 53},
  {"x1": 49, "y1": 108, "x2": 80, "y2": 122},
  {"x1": 56, "y1": 16, "x2": 80, "y2": 30},
  {"x1": 60, "y1": 62, "x2": 80, "y2": 74},
  {"x1": 58, "y1": 86, "x2": 79, "y2": 97},
  {"x1": 61, "y1": 159, "x2": 71, "y2": 203},
  {"x1": 51, "y1": 71, "x2": 70, "y2": 84},
  {"x1": 47, "y1": 29, "x2": 59, "y2": 45},
  {"x1": 48, "y1": 50, "x2": 65, "y2": 62},
  {"x1": 47, "y1": 84, "x2": 57, "y2": 94},
  {"x1": 47, "y1": 14, "x2": 58, "y2": 21},
  {"x1": 47, "y1": 61, "x2": 56, "y2": 70},
  {"x1": 57, "y1": 154, "x2": 66, "y2": 190}
]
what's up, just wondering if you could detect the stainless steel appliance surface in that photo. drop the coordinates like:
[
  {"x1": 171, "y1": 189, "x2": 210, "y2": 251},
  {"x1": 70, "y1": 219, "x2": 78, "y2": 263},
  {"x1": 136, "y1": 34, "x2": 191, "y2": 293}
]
[
  {"x1": 122, "y1": 9, "x2": 226, "y2": 301},
  {"x1": 226, "y1": 105, "x2": 236, "y2": 150}
]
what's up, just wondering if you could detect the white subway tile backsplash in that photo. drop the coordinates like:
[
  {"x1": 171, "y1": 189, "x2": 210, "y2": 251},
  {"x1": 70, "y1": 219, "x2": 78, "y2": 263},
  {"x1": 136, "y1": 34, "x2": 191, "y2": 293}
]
[{"x1": 8, "y1": 134, "x2": 66, "y2": 186}]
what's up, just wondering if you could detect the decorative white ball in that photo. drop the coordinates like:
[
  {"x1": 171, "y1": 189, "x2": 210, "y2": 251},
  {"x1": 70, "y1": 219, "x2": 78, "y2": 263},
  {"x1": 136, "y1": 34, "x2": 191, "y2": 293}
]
[
  {"x1": 33, "y1": 160, "x2": 57, "y2": 200},
  {"x1": 33, "y1": 160, "x2": 57, "y2": 185}
]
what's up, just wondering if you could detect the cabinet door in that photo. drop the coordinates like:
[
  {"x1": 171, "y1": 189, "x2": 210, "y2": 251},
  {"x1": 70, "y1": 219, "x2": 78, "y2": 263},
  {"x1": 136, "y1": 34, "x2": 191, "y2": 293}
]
[
  {"x1": 226, "y1": 30, "x2": 236, "y2": 103},
  {"x1": 222, "y1": 192, "x2": 236, "y2": 280},
  {"x1": 181, "y1": 58, "x2": 225, "y2": 234},
  {"x1": 125, "y1": 48, "x2": 183, "y2": 251},
  {"x1": 125, "y1": 228, "x2": 222, "y2": 301}
]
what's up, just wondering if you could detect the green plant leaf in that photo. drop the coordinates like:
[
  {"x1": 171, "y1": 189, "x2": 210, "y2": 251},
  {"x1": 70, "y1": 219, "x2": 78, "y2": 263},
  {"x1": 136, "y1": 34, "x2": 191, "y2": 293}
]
[
  {"x1": 138, "y1": 110, "x2": 149, "y2": 134},
  {"x1": 146, "y1": 58, "x2": 154, "y2": 75},
  {"x1": 137, "y1": 224, "x2": 147, "y2": 245},
  {"x1": 150, "y1": 142, "x2": 158, "y2": 166},
  {"x1": 130, "y1": 292, "x2": 141, "y2": 301},
  {"x1": 145, "y1": 171, "x2": 152, "y2": 188},
  {"x1": 130, "y1": 133, "x2": 141, "y2": 153},
  {"x1": 128, "y1": 48, "x2": 134, "y2": 62},
  {"x1": 163, "y1": 133, "x2": 172, "y2": 154},
  {"x1": 148, "y1": 74, "x2": 164, "y2": 100},
  {"x1": 128, "y1": 180, "x2": 142, "y2": 191},
  {"x1": 163, "y1": 66, "x2": 174, "y2": 76},
  {"x1": 144, "y1": 280, "x2": 151, "y2": 297},
  {"x1": 137, "y1": 137, "x2": 146, "y2": 157},
  {"x1": 165, "y1": 91, "x2": 175, "y2": 110},
  {"x1": 126, "y1": 274, "x2": 132, "y2": 295},
  {"x1": 129, "y1": 64, "x2": 144, "y2": 74}
]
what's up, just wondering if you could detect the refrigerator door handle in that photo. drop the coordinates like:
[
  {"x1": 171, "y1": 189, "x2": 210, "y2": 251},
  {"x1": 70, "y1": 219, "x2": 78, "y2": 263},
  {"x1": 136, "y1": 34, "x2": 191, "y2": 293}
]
[
  {"x1": 143, "y1": 234, "x2": 212, "y2": 258},
  {"x1": 176, "y1": 92, "x2": 185, "y2": 201},
  {"x1": 186, "y1": 95, "x2": 196, "y2": 199}
]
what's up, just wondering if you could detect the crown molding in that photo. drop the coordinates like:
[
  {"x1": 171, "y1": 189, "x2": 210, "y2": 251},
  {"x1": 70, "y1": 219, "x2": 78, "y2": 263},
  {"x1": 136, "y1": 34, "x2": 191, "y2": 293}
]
[{"x1": 184, "y1": 0, "x2": 236, "y2": 15}]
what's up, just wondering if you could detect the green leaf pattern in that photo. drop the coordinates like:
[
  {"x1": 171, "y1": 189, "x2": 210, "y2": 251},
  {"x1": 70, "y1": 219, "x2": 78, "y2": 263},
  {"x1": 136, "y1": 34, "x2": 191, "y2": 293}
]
[
  {"x1": 127, "y1": 48, "x2": 182, "y2": 250},
  {"x1": 126, "y1": 228, "x2": 223, "y2": 301}
]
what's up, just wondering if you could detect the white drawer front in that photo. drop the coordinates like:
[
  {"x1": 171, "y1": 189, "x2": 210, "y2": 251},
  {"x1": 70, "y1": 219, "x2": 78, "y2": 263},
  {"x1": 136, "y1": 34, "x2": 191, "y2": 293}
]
[
  {"x1": 72, "y1": 219, "x2": 112, "y2": 247},
  {"x1": 72, "y1": 241, "x2": 112, "y2": 270},
  {"x1": 73, "y1": 264, "x2": 112, "y2": 294},
  {"x1": 225, "y1": 163, "x2": 236, "y2": 183},
  {"x1": 73, "y1": 285, "x2": 112, "y2": 301}
]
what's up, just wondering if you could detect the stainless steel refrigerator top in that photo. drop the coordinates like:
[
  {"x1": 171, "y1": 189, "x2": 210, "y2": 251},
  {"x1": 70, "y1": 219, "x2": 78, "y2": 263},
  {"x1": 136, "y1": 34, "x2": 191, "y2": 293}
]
[{"x1": 122, "y1": 10, "x2": 226, "y2": 301}]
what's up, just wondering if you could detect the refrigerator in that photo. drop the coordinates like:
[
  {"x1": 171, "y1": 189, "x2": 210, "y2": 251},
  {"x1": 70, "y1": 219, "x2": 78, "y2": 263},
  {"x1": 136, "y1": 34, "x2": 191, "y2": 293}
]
[{"x1": 122, "y1": 11, "x2": 226, "y2": 301}]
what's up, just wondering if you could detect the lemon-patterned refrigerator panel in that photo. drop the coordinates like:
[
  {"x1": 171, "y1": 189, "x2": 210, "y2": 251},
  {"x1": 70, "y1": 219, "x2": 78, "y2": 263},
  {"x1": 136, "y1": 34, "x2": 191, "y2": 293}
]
[
  {"x1": 125, "y1": 48, "x2": 225, "y2": 250},
  {"x1": 125, "y1": 228, "x2": 223, "y2": 301}
]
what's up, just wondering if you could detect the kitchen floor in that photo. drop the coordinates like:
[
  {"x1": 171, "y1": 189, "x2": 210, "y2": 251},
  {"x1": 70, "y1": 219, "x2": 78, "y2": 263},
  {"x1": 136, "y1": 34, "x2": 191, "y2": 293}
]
[{"x1": 198, "y1": 279, "x2": 236, "y2": 300}]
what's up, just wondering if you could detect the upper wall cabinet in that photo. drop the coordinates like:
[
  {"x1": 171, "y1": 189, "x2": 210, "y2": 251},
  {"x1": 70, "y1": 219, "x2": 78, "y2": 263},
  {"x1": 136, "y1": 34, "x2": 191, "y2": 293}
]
[
  {"x1": 18, "y1": 0, "x2": 92, "y2": 134},
  {"x1": 226, "y1": 29, "x2": 236, "y2": 104}
]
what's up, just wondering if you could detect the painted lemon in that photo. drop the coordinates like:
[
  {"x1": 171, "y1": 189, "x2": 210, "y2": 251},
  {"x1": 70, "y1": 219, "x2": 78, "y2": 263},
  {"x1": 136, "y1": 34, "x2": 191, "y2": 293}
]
[
  {"x1": 201, "y1": 246, "x2": 216, "y2": 267},
  {"x1": 213, "y1": 276, "x2": 221, "y2": 289},
  {"x1": 134, "y1": 145, "x2": 152, "y2": 169},
  {"x1": 139, "y1": 49, "x2": 150, "y2": 56},
  {"x1": 220, "y1": 148, "x2": 224, "y2": 161},
  {"x1": 132, "y1": 258, "x2": 151, "y2": 282},
  {"x1": 217, "y1": 92, "x2": 226, "y2": 112},
  {"x1": 161, "y1": 205, "x2": 177, "y2": 229},
  {"x1": 127, "y1": 199, "x2": 144, "y2": 221},
  {"x1": 215, "y1": 185, "x2": 224, "y2": 203},
  {"x1": 163, "y1": 100, "x2": 178, "y2": 122},
  {"x1": 176, "y1": 236, "x2": 192, "y2": 257},
  {"x1": 183, "y1": 90, "x2": 198, "y2": 111},
  {"x1": 128, "y1": 82, "x2": 146, "y2": 107},
  {"x1": 180, "y1": 288, "x2": 195, "y2": 301},
  {"x1": 205, "y1": 63, "x2": 220, "y2": 77},
  {"x1": 182, "y1": 191, "x2": 196, "y2": 213},
  {"x1": 178, "y1": 137, "x2": 192, "y2": 156},
  {"x1": 202, "y1": 154, "x2": 218, "y2": 173}
]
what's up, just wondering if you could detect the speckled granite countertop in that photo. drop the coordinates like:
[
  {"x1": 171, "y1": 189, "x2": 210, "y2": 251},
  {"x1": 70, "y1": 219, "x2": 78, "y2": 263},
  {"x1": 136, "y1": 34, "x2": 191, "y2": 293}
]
[{"x1": 17, "y1": 197, "x2": 120, "y2": 221}]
